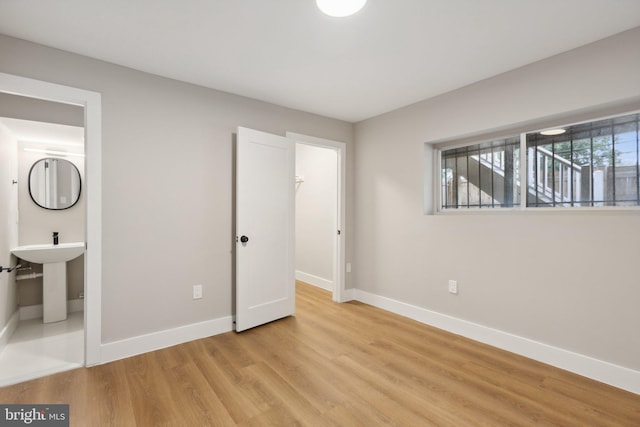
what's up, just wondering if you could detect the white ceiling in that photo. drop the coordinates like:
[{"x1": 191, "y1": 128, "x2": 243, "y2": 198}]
[{"x1": 1, "y1": 0, "x2": 639, "y2": 122}]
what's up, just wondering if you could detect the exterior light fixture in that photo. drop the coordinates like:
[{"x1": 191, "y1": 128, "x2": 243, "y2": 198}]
[
  {"x1": 316, "y1": 0, "x2": 367, "y2": 17},
  {"x1": 540, "y1": 128, "x2": 566, "y2": 136}
]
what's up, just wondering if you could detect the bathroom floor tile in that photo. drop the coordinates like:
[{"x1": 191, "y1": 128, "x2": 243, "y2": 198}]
[{"x1": 0, "y1": 311, "x2": 84, "y2": 386}]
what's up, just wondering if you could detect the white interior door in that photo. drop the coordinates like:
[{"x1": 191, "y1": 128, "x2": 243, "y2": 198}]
[{"x1": 236, "y1": 127, "x2": 295, "y2": 332}]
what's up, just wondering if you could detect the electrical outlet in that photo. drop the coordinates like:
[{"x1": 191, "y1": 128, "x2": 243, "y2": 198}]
[
  {"x1": 346, "y1": 262, "x2": 352, "y2": 273},
  {"x1": 193, "y1": 284, "x2": 203, "y2": 299},
  {"x1": 448, "y1": 280, "x2": 458, "y2": 294}
]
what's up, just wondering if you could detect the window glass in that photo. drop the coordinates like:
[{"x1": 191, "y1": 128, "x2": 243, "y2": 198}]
[
  {"x1": 436, "y1": 111, "x2": 640, "y2": 212},
  {"x1": 526, "y1": 113, "x2": 639, "y2": 207},
  {"x1": 440, "y1": 137, "x2": 520, "y2": 209}
]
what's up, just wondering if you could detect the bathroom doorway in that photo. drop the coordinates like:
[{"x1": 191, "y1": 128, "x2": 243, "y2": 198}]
[
  {"x1": 288, "y1": 132, "x2": 347, "y2": 302},
  {"x1": 0, "y1": 109, "x2": 85, "y2": 385},
  {"x1": 0, "y1": 72, "x2": 103, "y2": 383}
]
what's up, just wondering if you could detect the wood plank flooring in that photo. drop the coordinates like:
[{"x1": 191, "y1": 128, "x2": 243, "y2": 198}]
[{"x1": 0, "y1": 281, "x2": 638, "y2": 426}]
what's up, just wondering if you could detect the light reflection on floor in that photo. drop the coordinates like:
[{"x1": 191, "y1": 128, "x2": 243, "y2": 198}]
[{"x1": 0, "y1": 311, "x2": 83, "y2": 386}]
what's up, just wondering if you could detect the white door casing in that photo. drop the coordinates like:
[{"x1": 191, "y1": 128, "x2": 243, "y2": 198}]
[
  {"x1": 235, "y1": 127, "x2": 295, "y2": 332},
  {"x1": 286, "y1": 132, "x2": 347, "y2": 303},
  {"x1": 0, "y1": 72, "x2": 102, "y2": 365}
]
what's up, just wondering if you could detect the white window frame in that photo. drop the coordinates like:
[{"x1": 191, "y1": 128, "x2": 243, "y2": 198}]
[{"x1": 432, "y1": 110, "x2": 640, "y2": 215}]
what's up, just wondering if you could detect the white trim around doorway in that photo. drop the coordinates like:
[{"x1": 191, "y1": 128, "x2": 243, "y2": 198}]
[
  {"x1": 286, "y1": 132, "x2": 348, "y2": 303},
  {"x1": 0, "y1": 72, "x2": 102, "y2": 366}
]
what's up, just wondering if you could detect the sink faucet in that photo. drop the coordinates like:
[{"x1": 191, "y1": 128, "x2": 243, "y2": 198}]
[{"x1": 53, "y1": 232, "x2": 59, "y2": 245}]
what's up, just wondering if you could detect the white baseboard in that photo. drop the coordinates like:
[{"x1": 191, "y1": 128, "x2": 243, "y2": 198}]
[
  {"x1": 0, "y1": 311, "x2": 19, "y2": 355},
  {"x1": 353, "y1": 288, "x2": 640, "y2": 395},
  {"x1": 19, "y1": 298, "x2": 85, "y2": 321},
  {"x1": 99, "y1": 316, "x2": 234, "y2": 364},
  {"x1": 343, "y1": 288, "x2": 356, "y2": 302},
  {"x1": 296, "y1": 270, "x2": 333, "y2": 292}
]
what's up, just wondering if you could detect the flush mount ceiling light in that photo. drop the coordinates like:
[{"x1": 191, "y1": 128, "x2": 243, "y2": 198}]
[
  {"x1": 316, "y1": 0, "x2": 367, "y2": 17},
  {"x1": 540, "y1": 128, "x2": 566, "y2": 136}
]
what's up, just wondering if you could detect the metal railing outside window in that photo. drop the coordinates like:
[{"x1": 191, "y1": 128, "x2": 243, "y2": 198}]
[
  {"x1": 440, "y1": 137, "x2": 520, "y2": 209},
  {"x1": 526, "y1": 113, "x2": 640, "y2": 207},
  {"x1": 438, "y1": 111, "x2": 640, "y2": 211}
]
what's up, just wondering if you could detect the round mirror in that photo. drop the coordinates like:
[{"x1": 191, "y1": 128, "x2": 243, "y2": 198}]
[{"x1": 28, "y1": 158, "x2": 82, "y2": 210}]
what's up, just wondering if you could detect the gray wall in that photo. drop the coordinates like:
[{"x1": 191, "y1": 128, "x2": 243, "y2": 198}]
[
  {"x1": 353, "y1": 27, "x2": 640, "y2": 370},
  {"x1": 0, "y1": 34, "x2": 353, "y2": 343}
]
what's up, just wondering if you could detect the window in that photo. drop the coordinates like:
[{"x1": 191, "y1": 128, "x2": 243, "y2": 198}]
[
  {"x1": 437, "y1": 111, "x2": 640, "y2": 211},
  {"x1": 441, "y1": 137, "x2": 520, "y2": 209},
  {"x1": 527, "y1": 113, "x2": 639, "y2": 207}
]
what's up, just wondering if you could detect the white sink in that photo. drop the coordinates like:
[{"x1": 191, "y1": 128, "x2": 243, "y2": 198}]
[
  {"x1": 11, "y1": 242, "x2": 85, "y2": 264},
  {"x1": 11, "y1": 242, "x2": 85, "y2": 323}
]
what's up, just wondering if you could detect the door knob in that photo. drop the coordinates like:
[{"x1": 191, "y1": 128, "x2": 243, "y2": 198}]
[{"x1": 240, "y1": 235, "x2": 249, "y2": 243}]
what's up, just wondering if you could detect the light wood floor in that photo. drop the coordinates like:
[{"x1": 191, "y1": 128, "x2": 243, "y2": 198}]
[{"x1": 0, "y1": 281, "x2": 638, "y2": 426}]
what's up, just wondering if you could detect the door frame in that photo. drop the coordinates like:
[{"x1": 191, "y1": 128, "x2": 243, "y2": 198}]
[
  {"x1": 0, "y1": 72, "x2": 102, "y2": 365},
  {"x1": 286, "y1": 132, "x2": 347, "y2": 303}
]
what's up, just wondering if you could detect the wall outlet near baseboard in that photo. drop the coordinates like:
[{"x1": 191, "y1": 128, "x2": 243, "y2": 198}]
[
  {"x1": 448, "y1": 280, "x2": 458, "y2": 294},
  {"x1": 193, "y1": 284, "x2": 203, "y2": 299}
]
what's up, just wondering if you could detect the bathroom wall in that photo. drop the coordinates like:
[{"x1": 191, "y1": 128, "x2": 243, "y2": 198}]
[
  {"x1": 295, "y1": 143, "x2": 337, "y2": 290},
  {"x1": 0, "y1": 123, "x2": 18, "y2": 336},
  {"x1": 16, "y1": 141, "x2": 85, "y2": 306},
  {"x1": 0, "y1": 34, "x2": 354, "y2": 344},
  {"x1": 17, "y1": 143, "x2": 85, "y2": 245}
]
